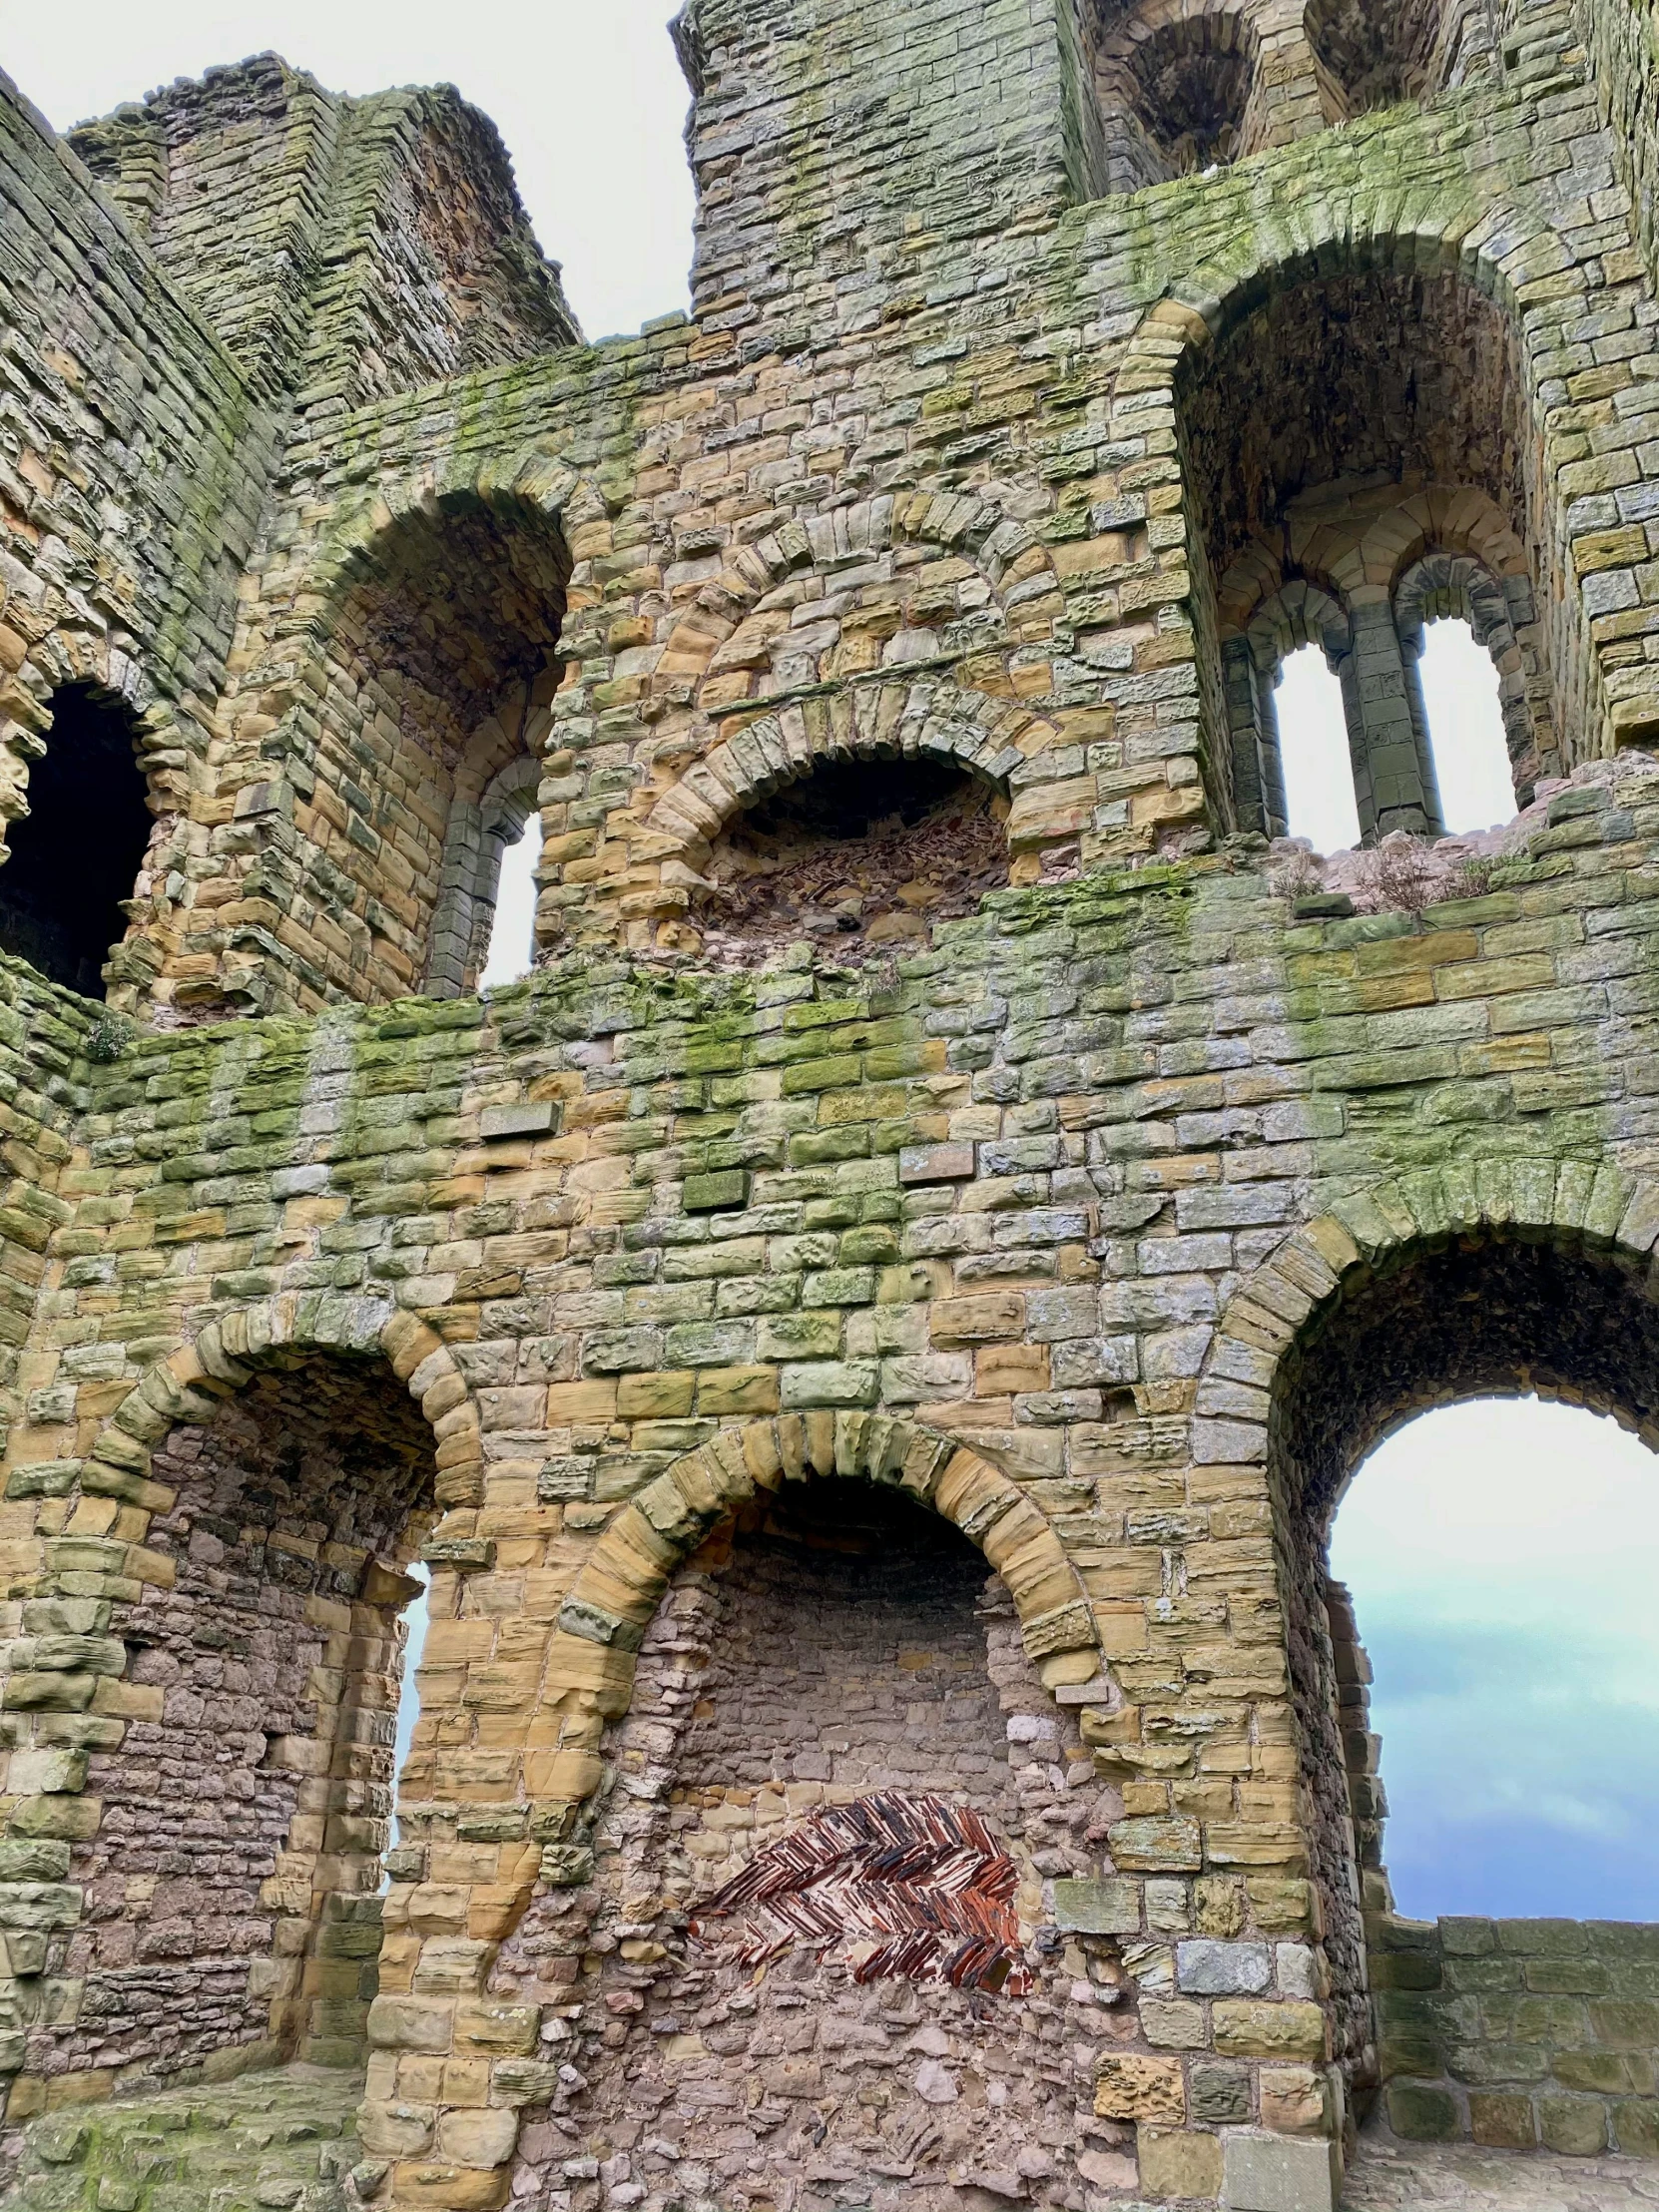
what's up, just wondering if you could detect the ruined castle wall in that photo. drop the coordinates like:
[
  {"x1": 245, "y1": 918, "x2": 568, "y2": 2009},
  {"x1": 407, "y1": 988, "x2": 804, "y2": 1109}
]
[
  {"x1": 292, "y1": 88, "x2": 580, "y2": 425},
  {"x1": 0, "y1": 73, "x2": 276, "y2": 748},
  {"x1": 67, "y1": 58, "x2": 347, "y2": 403},
  {"x1": 9, "y1": 5, "x2": 1659, "y2": 2207},
  {"x1": 677, "y1": 0, "x2": 1081, "y2": 333},
  {"x1": 131, "y1": 22, "x2": 1659, "y2": 1025},
  {"x1": 1, "y1": 749, "x2": 1657, "y2": 2202},
  {"x1": 67, "y1": 62, "x2": 579, "y2": 415},
  {"x1": 1370, "y1": 1914, "x2": 1659, "y2": 2160}
]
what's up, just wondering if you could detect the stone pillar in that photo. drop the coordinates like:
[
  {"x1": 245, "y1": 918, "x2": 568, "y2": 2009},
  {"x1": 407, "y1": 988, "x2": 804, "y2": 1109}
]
[
  {"x1": 1244, "y1": 0, "x2": 1335, "y2": 152},
  {"x1": 1344, "y1": 594, "x2": 1444, "y2": 840},
  {"x1": 1226, "y1": 640, "x2": 1291, "y2": 838},
  {"x1": 1398, "y1": 630, "x2": 1450, "y2": 839}
]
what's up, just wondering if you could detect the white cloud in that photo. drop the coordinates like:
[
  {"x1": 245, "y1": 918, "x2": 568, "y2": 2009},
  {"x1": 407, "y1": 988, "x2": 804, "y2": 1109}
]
[{"x1": 8, "y1": 0, "x2": 697, "y2": 340}]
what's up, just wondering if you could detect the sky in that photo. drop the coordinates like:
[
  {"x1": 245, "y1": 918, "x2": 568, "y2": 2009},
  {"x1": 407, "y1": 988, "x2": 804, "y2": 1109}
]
[
  {"x1": 1277, "y1": 622, "x2": 1519, "y2": 853},
  {"x1": 23, "y1": 7, "x2": 1653, "y2": 1933},
  {"x1": 1332, "y1": 1399, "x2": 1659, "y2": 1922},
  {"x1": 9, "y1": 0, "x2": 698, "y2": 340}
]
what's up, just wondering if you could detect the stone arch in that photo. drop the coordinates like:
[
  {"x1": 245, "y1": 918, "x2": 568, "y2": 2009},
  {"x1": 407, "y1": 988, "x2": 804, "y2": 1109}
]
[
  {"x1": 536, "y1": 1411, "x2": 1107, "y2": 1819},
  {"x1": 1304, "y1": 0, "x2": 1500, "y2": 111},
  {"x1": 0, "y1": 630, "x2": 199, "y2": 1013},
  {"x1": 0, "y1": 1294, "x2": 476, "y2": 2103},
  {"x1": 1392, "y1": 548, "x2": 1553, "y2": 797},
  {"x1": 169, "y1": 449, "x2": 597, "y2": 1015},
  {"x1": 643, "y1": 679, "x2": 1036, "y2": 863},
  {"x1": 361, "y1": 1413, "x2": 1112, "y2": 2200},
  {"x1": 79, "y1": 1291, "x2": 482, "y2": 1510},
  {"x1": 1111, "y1": 199, "x2": 1634, "y2": 831},
  {"x1": 1197, "y1": 1159, "x2": 1659, "y2": 2102},
  {"x1": 306, "y1": 447, "x2": 598, "y2": 617},
  {"x1": 535, "y1": 492, "x2": 1066, "y2": 952},
  {"x1": 1221, "y1": 575, "x2": 1354, "y2": 835},
  {"x1": 1087, "y1": 0, "x2": 1273, "y2": 193},
  {"x1": 678, "y1": 489, "x2": 1056, "y2": 638}
]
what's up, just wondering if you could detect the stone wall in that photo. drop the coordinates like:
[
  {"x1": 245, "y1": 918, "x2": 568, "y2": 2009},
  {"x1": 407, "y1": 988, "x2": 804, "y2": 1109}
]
[
  {"x1": 1372, "y1": 1913, "x2": 1659, "y2": 2159},
  {"x1": 484, "y1": 1482, "x2": 1126, "y2": 2211},
  {"x1": 24, "y1": 1359, "x2": 432, "y2": 2091},
  {"x1": 4, "y1": 2, "x2": 1659, "y2": 2208}
]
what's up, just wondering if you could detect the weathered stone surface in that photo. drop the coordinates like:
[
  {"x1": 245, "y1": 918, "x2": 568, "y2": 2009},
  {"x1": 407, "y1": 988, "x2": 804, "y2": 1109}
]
[{"x1": 0, "y1": 3, "x2": 1656, "y2": 2210}]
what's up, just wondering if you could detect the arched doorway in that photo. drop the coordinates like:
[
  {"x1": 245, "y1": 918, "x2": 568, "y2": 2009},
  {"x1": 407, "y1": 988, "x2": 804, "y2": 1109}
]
[{"x1": 1270, "y1": 1227, "x2": 1659, "y2": 2157}]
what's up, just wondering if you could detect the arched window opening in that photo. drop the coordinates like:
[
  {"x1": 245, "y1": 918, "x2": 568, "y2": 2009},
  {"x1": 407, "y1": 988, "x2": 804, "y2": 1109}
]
[
  {"x1": 1414, "y1": 619, "x2": 1517, "y2": 833},
  {"x1": 1273, "y1": 1231, "x2": 1659, "y2": 2146},
  {"x1": 479, "y1": 810, "x2": 543, "y2": 988},
  {"x1": 1395, "y1": 549, "x2": 1547, "y2": 827},
  {"x1": 60, "y1": 1356, "x2": 435, "y2": 2086},
  {"x1": 690, "y1": 753, "x2": 1010, "y2": 964},
  {"x1": 279, "y1": 493, "x2": 566, "y2": 1010},
  {"x1": 427, "y1": 749, "x2": 543, "y2": 997},
  {"x1": 1276, "y1": 642, "x2": 1363, "y2": 852},
  {"x1": 0, "y1": 683, "x2": 153, "y2": 997},
  {"x1": 1087, "y1": 6, "x2": 1268, "y2": 194},
  {"x1": 1180, "y1": 271, "x2": 1560, "y2": 843},
  {"x1": 1331, "y1": 1397, "x2": 1659, "y2": 1923}
]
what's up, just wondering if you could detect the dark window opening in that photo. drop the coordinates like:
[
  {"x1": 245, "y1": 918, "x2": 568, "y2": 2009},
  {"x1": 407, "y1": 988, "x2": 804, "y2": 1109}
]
[
  {"x1": 1086, "y1": 6, "x2": 1265, "y2": 195},
  {"x1": 1122, "y1": 30, "x2": 1254, "y2": 176},
  {"x1": 0, "y1": 685, "x2": 152, "y2": 997},
  {"x1": 692, "y1": 754, "x2": 1010, "y2": 963}
]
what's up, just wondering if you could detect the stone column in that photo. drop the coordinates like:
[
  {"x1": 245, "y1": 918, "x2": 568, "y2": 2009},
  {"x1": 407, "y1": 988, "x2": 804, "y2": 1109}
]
[
  {"x1": 1243, "y1": 0, "x2": 1336, "y2": 152},
  {"x1": 1225, "y1": 640, "x2": 1291, "y2": 838},
  {"x1": 1344, "y1": 594, "x2": 1444, "y2": 840}
]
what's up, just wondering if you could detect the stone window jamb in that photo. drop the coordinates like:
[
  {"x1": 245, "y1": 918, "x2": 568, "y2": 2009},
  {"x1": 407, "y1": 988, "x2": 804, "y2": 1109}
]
[{"x1": 425, "y1": 752, "x2": 542, "y2": 997}]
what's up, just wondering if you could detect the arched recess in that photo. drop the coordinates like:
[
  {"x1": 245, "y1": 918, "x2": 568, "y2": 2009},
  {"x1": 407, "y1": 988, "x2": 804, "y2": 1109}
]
[
  {"x1": 1198, "y1": 1159, "x2": 1659, "y2": 2113},
  {"x1": 179, "y1": 451, "x2": 595, "y2": 1016},
  {"x1": 540, "y1": 1411, "x2": 1106, "y2": 1804},
  {"x1": 1304, "y1": 0, "x2": 1500, "y2": 111},
  {"x1": 1085, "y1": 0, "x2": 1277, "y2": 194},
  {"x1": 364, "y1": 1416, "x2": 1113, "y2": 2193},
  {"x1": 648, "y1": 683, "x2": 1031, "y2": 859},
  {"x1": 0, "y1": 1294, "x2": 481, "y2": 2104},
  {"x1": 625, "y1": 678, "x2": 1057, "y2": 955},
  {"x1": 1113, "y1": 211, "x2": 1616, "y2": 839}
]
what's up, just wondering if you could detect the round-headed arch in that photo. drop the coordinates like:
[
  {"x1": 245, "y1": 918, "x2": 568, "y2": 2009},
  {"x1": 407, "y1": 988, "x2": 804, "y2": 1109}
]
[
  {"x1": 1198, "y1": 1157, "x2": 1659, "y2": 1525},
  {"x1": 645, "y1": 679, "x2": 1042, "y2": 859},
  {"x1": 532, "y1": 1410, "x2": 1109, "y2": 1820},
  {"x1": 83, "y1": 1290, "x2": 483, "y2": 1515}
]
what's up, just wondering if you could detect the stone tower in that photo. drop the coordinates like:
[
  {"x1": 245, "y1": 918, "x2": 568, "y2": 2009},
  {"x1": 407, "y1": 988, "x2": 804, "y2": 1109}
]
[{"x1": 0, "y1": 2, "x2": 1658, "y2": 2207}]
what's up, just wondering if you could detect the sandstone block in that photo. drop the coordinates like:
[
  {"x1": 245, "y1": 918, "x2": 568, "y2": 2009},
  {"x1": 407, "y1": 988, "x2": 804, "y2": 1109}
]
[
  {"x1": 1095, "y1": 2052, "x2": 1186, "y2": 2124},
  {"x1": 1222, "y1": 2130, "x2": 1341, "y2": 2212}
]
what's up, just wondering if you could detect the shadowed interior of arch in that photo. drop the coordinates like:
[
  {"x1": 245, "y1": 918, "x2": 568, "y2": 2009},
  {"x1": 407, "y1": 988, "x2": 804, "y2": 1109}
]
[
  {"x1": 689, "y1": 752, "x2": 1011, "y2": 960},
  {"x1": 0, "y1": 684, "x2": 153, "y2": 997},
  {"x1": 63, "y1": 1352, "x2": 437, "y2": 2086}
]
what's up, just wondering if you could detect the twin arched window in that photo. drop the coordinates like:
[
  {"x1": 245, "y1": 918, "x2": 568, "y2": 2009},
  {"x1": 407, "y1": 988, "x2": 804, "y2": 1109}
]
[{"x1": 1225, "y1": 550, "x2": 1546, "y2": 848}]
